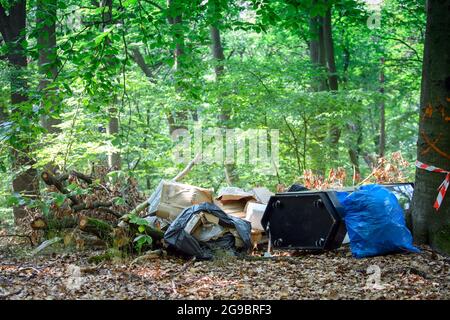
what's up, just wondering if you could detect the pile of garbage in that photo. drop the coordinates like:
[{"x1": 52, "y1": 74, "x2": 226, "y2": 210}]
[
  {"x1": 140, "y1": 180, "x2": 273, "y2": 258},
  {"x1": 26, "y1": 164, "x2": 420, "y2": 261}
]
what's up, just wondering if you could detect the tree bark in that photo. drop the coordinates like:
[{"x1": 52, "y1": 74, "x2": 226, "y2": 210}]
[
  {"x1": 79, "y1": 216, "x2": 114, "y2": 243},
  {"x1": 411, "y1": 0, "x2": 450, "y2": 254},
  {"x1": 167, "y1": 0, "x2": 184, "y2": 72},
  {"x1": 101, "y1": 0, "x2": 121, "y2": 169},
  {"x1": 378, "y1": 57, "x2": 386, "y2": 158},
  {"x1": 309, "y1": 14, "x2": 328, "y2": 92},
  {"x1": 347, "y1": 120, "x2": 362, "y2": 180},
  {"x1": 322, "y1": 5, "x2": 340, "y2": 162},
  {"x1": 210, "y1": 21, "x2": 239, "y2": 185},
  {"x1": 37, "y1": 0, "x2": 61, "y2": 133},
  {"x1": 0, "y1": 1, "x2": 39, "y2": 222},
  {"x1": 323, "y1": 9, "x2": 338, "y2": 92},
  {"x1": 131, "y1": 48, "x2": 154, "y2": 79},
  {"x1": 167, "y1": 0, "x2": 189, "y2": 134},
  {"x1": 107, "y1": 107, "x2": 121, "y2": 169}
]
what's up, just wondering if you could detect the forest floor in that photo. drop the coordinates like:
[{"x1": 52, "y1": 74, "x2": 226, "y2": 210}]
[{"x1": 1, "y1": 240, "x2": 449, "y2": 300}]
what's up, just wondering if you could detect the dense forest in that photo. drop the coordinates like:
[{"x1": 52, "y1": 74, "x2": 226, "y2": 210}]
[
  {"x1": 0, "y1": 2, "x2": 420, "y2": 204},
  {"x1": 0, "y1": 0, "x2": 449, "y2": 261}
]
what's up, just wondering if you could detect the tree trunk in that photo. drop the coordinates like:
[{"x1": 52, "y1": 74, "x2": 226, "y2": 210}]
[
  {"x1": 308, "y1": 13, "x2": 329, "y2": 174},
  {"x1": 309, "y1": 14, "x2": 327, "y2": 92},
  {"x1": 210, "y1": 26, "x2": 225, "y2": 78},
  {"x1": 37, "y1": 0, "x2": 60, "y2": 133},
  {"x1": 323, "y1": 9, "x2": 338, "y2": 92},
  {"x1": 210, "y1": 23, "x2": 238, "y2": 185},
  {"x1": 107, "y1": 107, "x2": 121, "y2": 169},
  {"x1": 347, "y1": 120, "x2": 362, "y2": 181},
  {"x1": 0, "y1": 1, "x2": 39, "y2": 222},
  {"x1": 378, "y1": 57, "x2": 386, "y2": 158},
  {"x1": 411, "y1": 0, "x2": 450, "y2": 254},
  {"x1": 101, "y1": 0, "x2": 121, "y2": 169},
  {"x1": 322, "y1": 6, "x2": 340, "y2": 163},
  {"x1": 167, "y1": 0, "x2": 189, "y2": 134}
]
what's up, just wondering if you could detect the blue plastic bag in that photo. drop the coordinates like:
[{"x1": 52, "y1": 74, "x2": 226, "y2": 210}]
[{"x1": 338, "y1": 184, "x2": 420, "y2": 258}]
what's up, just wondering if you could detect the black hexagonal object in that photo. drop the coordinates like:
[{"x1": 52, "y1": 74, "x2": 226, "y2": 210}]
[{"x1": 261, "y1": 191, "x2": 347, "y2": 251}]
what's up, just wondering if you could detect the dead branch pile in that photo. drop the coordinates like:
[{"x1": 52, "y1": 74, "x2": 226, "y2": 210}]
[{"x1": 27, "y1": 166, "x2": 153, "y2": 252}]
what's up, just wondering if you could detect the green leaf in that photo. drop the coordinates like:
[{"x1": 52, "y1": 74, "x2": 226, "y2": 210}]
[
  {"x1": 129, "y1": 214, "x2": 149, "y2": 226},
  {"x1": 113, "y1": 197, "x2": 126, "y2": 205},
  {"x1": 133, "y1": 234, "x2": 153, "y2": 252},
  {"x1": 54, "y1": 193, "x2": 66, "y2": 207}
]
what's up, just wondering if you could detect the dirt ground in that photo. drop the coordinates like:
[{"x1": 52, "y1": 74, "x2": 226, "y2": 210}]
[{"x1": 1, "y1": 242, "x2": 449, "y2": 300}]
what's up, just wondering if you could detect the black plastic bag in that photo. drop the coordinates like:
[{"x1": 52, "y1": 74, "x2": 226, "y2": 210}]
[{"x1": 164, "y1": 202, "x2": 252, "y2": 259}]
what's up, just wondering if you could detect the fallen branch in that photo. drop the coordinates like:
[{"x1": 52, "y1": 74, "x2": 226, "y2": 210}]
[
  {"x1": 41, "y1": 171, "x2": 79, "y2": 205},
  {"x1": 72, "y1": 201, "x2": 120, "y2": 218},
  {"x1": 172, "y1": 152, "x2": 201, "y2": 182},
  {"x1": 31, "y1": 237, "x2": 62, "y2": 256},
  {"x1": 31, "y1": 216, "x2": 78, "y2": 231},
  {"x1": 125, "y1": 200, "x2": 149, "y2": 218},
  {"x1": 70, "y1": 171, "x2": 93, "y2": 184},
  {"x1": 79, "y1": 216, "x2": 114, "y2": 243},
  {"x1": 130, "y1": 249, "x2": 164, "y2": 266}
]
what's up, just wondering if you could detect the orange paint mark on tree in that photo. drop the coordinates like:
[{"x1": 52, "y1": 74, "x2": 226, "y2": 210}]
[
  {"x1": 421, "y1": 135, "x2": 442, "y2": 156},
  {"x1": 421, "y1": 130, "x2": 450, "y2": 160},
  {"x1": 424, "y1": 104, "x2": 433, "y2": 119}
]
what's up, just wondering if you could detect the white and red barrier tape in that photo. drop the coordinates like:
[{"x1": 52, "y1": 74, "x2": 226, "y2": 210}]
[{"x1": 415, "y1": 160, "x2": 450, "y2": 211}]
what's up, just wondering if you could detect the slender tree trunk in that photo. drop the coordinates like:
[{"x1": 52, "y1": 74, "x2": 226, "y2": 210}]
[
  {"x1": 411, "y1": 0, "x2": 450, "y2": 254},
  {"x1": 210, "y1": 23, "x2": 238, "y2": 185},
  {"x1": 308, "y1": 11, "x2": 329, "y2": 174},
  {"x1": 210, "y1": 26, "x2": 225, "y2": 78},
  {"x1": 323, "y1": 9, "x2": 338, "y2": 92},
  {"x1": 0, "y1": 1, "x2": 39, "y2": 222},
  {"x1": 100, "y1": 0, "x2": 121, "y2": 169},
  {"x1": 309, "y1": 15, "x2": 327, "y2": 92},
  {"x1": 341, "y1": 42, "x2": 360, "y2": 171},
  {"x1": 347, "y1": 120, "x2": 362, "y2": 181},
  {"x1": 167, "y1": 0, "x2": 189, "y2": 134},
  {"x1": 378, "y1": 57, "x2": 386, "y2": 158},
  {"x1": 37, "y1": 0, "x2": 60, "y2": 134},
  {"x1": 323, "y1": 7, "x2": 340, "y2": 162},
  {"x1": 309, "y1": 17, "x2": 319, "y2": 66},
  {"x1": 317, "y1": 16, "x2": 328, "y2": 92},
  {"x1": 342, "y1": 47, "x2": 350, "y2": 87}
]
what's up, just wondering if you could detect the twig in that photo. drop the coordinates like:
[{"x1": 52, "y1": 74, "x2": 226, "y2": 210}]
[
  {"x1": 172, "y1": 152, "x2": 201, "y2": 182},
  {"x1": 171, "y1": 280, "x2": 177, "y2": 295},
  {"x1": 70, "y1": 171, "x2": 93, "y2": 184},
  {"x1": 97, "y1": 207, "x2": 122, "y2": 218},
  {"x1": 357, "y1": 163, "x2": 383, "y2": 186},
  {"x1": 72, "y1": 201, "x2": 113, "y2": 212}
]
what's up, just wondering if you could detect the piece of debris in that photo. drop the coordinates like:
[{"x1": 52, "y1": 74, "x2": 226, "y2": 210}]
[
  {"x1": 164, "y1": 202, "x2": 252, "y2": 259},
  {"x1": 214, "y1": 187, "x2": 256, "y2": 218},
  {"x1": 251, "y1": 187, "x2": 274, "y2": 205},
  {"x1": 262, "y1": 190, "x2": 347, "y2": 251},
  {"x1": 148, "y1": 180, "x2": 214, "y2": 222},
  {"x1": 337, "y1": 184, "x2": 420, "y2": 258},
  {"x1": 244, "y1": 202, "x2": 266, "y2": 231},
  {"x1": 31, "y1": 237, "x2": 62, "y2": 256}
]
